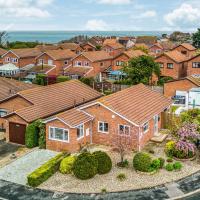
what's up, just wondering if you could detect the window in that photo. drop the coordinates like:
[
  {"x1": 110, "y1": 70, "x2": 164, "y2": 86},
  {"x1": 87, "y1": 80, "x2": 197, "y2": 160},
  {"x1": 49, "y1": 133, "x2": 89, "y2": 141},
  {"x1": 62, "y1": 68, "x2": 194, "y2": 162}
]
[
  {"x1": 0, "y1": 109, "x2": 7, "y2": 117},
  {"x1": 39, "y1": 59, "x2": 44, "y2": 64},
  {"x1": 84, "y1": 61, "x2": 90, "y2": 66},
  {"x1": 11, "y1": 58, "x2": 18, "y2": 63},
  {"x1": 118, "y1": 125, "x2": 130, "y2": 135},
  {"x1": 5, "y1": 57, "x2": 10, "y2": 62},
  {"x1": 192, "y1": 62, "x2": 200, "y2": 68},
  {"x1": 167, "y1": 63, "x2": 174, "y2": 69},
  {"x1": 158, "y1": 63, "x2": 164, "y2": 68},
  {"x1": 116, "y1": 61, "x2": 124, "y2": 66},
  {"x1": 77, "y1": 124, "x2": 84, "y2": 139},
  {"x1": 181, "y1": 51, "x2": 187, "y2": 55},
  {"x1": 64, "y1": 60, "x2": 68, "y2": 65},
  {"x1": 49, "y1": 127, "x2": 69, "y2": 142},
  {"x1": 98, "y1": 122, "x2": 109, "y2": 133},
  {"x1": 75, "y1": 61, "x2": 82, "y2": 66},
  {"x1": 48, "y1": 59, "x2": 53, "y2": 65},
  {"x1": 143, "y1": 122, "x2": 149, "y2": 133},
  {"x1": 100, "y1": 62, "x2": 104, "y2": 67}
]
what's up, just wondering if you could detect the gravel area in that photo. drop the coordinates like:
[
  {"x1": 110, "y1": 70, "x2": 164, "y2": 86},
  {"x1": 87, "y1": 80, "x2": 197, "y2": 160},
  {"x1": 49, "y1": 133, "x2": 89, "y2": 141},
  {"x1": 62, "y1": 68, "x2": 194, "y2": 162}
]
[
  {"x1": 39, "y1": 143, "x2": 200, "y2": 193},
  {"x1": 0, "y1": 149, "x2": 58, "y2": 185}
]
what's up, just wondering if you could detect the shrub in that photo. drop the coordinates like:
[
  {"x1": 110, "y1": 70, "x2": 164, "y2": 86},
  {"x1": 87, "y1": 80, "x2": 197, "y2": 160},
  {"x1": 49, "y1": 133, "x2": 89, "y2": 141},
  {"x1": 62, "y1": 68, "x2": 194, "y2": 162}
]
[
  {"x1": 117, "y1": 159, "x2": 129, "y2": 168},
  {"x1": 151, "y1": 159, "x2": 161, "y2": 171},
  {"x1": 158, "y1": 158, "x2": 165, "y2": 168},
  {"x1": 93, "y1": 151, "x2": 112, "y2": 174},
  {"x1": 173, "y1": 162, "x2": 183, "y2": 171},
  {"x1": 56, "y1": 76, "x2": 70, "y2": 83},
  {"x1": 133, "y1": 152, "x2": 152, "y2": 172},
  {"x1": 167, "y1": 158, "x2": 173, "y2": 163},
  {"x1": 101, "y1": 188, "x2": 107, "y2": 193},
  {"x1": 73, "y1": 152, "x2": 98, "y2": 180},
  {"x1": 25, "y1": 122, "x2": 39, "y2": 148},
  {"x1": 59, "y1": 156, "x2": 76, "y2": 174},
  {"x1": 27, "y1": 153, "x2": 66, "y2": 187},
  {"x1": 165, "y1": 141, "x2": 175, "y2": 157},
  {"x1": 117, "y1": 173, "x2": 126, "y2": 181},
  {"x1": 165, "y1": 163, "x2": 174, "y2": 171}
]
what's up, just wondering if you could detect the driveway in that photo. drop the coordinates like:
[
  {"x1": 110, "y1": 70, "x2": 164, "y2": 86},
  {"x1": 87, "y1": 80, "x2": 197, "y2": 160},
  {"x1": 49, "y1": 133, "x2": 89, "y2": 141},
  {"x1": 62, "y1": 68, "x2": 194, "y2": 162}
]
[{"x1": 0, "y1": 149, "x2": 58, "y2": 185}]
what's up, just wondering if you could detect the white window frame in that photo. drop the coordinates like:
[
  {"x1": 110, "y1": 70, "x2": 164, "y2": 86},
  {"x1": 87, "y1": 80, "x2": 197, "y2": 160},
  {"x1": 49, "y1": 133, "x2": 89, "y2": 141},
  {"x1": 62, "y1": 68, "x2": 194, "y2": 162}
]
[
  {"x1": 159, "y1": 63, "x2": 164, "y2": 68},
  {"x1": 11, "y1": 58, "x2": 18, "y2": 63},
  {"x1": 118, "y1": 124, "x2": 130, "y2": 136},
  {"x1": 49, "y1": 126, "x2": 69, "y2": 143},
  {"x1": 143, "y1": 122, "x2": 149, "y2": 134},
  {"x1": 98, "y1": 121, "x2": 109, "y2": 134},
  {"x1": 48, "y1": 59, "x2": 53, "y2": 66},
  {"x1": 5, "y1": 57, "x2": 10, "y2": 62},
  {"x1": 77, "y1": 124, "x2": 84, "y2": 140},
  {"x1": 39, "y1": 59, "x2": 44, "y2": 65},
  {"x1": 83, "y1": 61, "x2": 90, "y2": 67},
  {"x1": 0, "y1": 109, "x2": 8, "y2": 117},
  {"x1": 167, "y1": 63, "x2": 174, "y2": 69},
  {"x1": 192, "y1": 62, "x2": 200, "y2": 68},
  {"x1": 75, "y1": 61, "x2": 82, "y2": 67}
]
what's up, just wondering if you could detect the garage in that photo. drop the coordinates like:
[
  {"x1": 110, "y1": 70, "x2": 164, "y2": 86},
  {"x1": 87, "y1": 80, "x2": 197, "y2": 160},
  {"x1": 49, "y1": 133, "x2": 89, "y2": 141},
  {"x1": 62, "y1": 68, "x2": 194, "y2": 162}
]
[{"x1": 9, "y1": 122, "x2": 26, "y2": 145}]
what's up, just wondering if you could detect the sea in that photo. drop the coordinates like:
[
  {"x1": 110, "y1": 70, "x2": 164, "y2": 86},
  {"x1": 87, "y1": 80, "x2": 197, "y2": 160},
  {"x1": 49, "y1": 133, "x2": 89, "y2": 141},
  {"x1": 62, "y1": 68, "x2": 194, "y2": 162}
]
[{"x1": 6, "y1": 31, "x2": 171, "y2": 44}]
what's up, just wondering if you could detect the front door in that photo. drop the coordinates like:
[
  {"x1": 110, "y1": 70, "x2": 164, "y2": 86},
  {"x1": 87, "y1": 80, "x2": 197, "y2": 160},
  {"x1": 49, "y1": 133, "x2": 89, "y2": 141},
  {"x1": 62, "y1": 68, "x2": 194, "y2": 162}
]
[{"x1": 154, "y1": 115, "x2": 159, "y2": 136}]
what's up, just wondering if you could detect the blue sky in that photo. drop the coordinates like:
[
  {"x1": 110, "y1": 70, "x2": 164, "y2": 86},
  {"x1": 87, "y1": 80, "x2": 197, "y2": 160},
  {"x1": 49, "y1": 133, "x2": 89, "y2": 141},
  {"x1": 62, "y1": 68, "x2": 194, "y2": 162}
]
[{"x1": 0, "y1": 0, "x2": 199, "y2": 31}]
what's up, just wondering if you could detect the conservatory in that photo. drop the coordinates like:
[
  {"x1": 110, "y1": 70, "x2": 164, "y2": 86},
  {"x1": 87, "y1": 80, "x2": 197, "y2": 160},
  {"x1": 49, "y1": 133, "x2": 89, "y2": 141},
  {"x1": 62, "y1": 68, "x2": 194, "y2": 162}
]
[{"x1": 0, "y1": 63, "x2": 19, "y2": 77}]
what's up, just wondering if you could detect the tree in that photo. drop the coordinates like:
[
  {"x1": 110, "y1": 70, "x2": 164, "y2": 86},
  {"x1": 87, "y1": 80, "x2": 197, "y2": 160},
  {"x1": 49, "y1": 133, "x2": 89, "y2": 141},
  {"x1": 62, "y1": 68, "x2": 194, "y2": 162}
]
[
  {"x1": 133, "y1": 45, "x2": 149, "y2": 54},
  {"x1": 0, "y1": 31, "x2": 8, "y2": 47},
  {"x1": 192, "y1": 28, "x2": 200, "y2": 48},
  {"x1": 122, "y1": 55, "x2": 160, "y2": 85}
]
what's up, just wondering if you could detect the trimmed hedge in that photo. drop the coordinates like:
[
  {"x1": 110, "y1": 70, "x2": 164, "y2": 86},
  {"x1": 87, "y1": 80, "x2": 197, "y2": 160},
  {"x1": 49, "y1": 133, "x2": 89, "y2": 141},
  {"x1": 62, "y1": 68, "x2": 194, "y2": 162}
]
[
  {"x1": 27, "y1": 153, "x2": 67, "y2": 187},
  {"x1": 73, "y1": 152, "x2": 98, "y2": 180},
  {"x1": 133, "y1": 152, "x2": 152, "y2": 172},
  {"x1": 59, "y1": 155, "x2": 76, "y2": 174},
  {"x1": 93, "y1": 151, "x2": 112, "y2": 174},
  {"x1": 25, "y1": 122, "x2": 39, "y2": 148}
]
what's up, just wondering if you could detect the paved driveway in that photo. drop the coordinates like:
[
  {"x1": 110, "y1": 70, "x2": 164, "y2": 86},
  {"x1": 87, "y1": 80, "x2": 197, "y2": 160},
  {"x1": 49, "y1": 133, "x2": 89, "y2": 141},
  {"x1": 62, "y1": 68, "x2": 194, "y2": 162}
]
[{"x1": 0, "y1": 149, "x2": 58, "y2": 185}]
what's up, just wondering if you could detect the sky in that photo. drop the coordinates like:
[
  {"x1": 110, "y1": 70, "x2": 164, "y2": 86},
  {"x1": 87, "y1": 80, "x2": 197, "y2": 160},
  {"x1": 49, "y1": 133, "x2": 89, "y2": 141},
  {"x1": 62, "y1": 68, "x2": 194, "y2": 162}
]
[{"x1": 0, "y1": 0, "x2": 199, "y2": 31}]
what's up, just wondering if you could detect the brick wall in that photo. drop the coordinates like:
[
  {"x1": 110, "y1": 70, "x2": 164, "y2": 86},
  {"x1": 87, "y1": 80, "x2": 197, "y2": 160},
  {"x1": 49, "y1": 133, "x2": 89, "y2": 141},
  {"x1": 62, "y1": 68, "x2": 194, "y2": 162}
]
[
  {"x1": 187, "y1": 55, "x2": 200, "y2": 76},
  {"x1": 174, "y1": 46, "x2": 196, "y2": 58},
  {"x1": 112, "y1": 54, "x2": 129, "y2": 71}
]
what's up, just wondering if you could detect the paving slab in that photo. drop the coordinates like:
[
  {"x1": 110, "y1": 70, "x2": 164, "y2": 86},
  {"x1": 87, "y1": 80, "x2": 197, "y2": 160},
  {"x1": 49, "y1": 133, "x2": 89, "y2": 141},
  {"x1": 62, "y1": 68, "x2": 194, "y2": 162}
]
[{"x1": 165, "y1": 182, "x2": 184, "y2": 198}]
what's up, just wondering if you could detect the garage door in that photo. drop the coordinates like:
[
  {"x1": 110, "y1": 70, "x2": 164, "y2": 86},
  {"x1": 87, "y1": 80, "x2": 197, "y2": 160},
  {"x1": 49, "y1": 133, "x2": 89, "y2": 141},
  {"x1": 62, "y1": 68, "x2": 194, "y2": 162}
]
[{"x1": 9, "y1": 122, "x2": 26, "y2": 145}]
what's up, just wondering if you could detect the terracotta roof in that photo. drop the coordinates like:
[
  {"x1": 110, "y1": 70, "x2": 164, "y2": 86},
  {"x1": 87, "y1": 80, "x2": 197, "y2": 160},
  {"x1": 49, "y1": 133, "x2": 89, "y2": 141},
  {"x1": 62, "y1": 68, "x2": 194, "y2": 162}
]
[
  {"x1": 150, "y1": 43, "x2": 163, "y2": 49},
  {"x1": 81, "y1": 42, "x2": 96, "y2": 48},
  {"x1": 36, "y1": 45, "x2": 60, "y2": 51},
  {"x1": 176, "y1": 43, "x2": 196, "y2": 51},
  {"x1": 136, "y1": 36, "x2": 157, "y2": 45},
  {"x1": 59, "y1": 43, "x2": 81, "y2": 51},
  {"x1": 103, "y1": 39, "x2": 117, "y2": 45},
  {"x1": 160, "y1": 41, "x2": 176, "y2": 51},
  {"x1": 64, "y1": 66, "x2": 92, "y2": 76},
  {"x1": 0, "y1": 77, "x2": 39, "y2": 101},
  {"x1": 95, "y1": 84, "x2": 171, "y2": 125},
  {"x1": 161, "y1": 50, "x2": 188, "y2": 63},
  {"x1": 28, "y1": 65, "x2": 55, "y2": 74},
  {"x1": 124, "y1": 50, "x2": 146, "y2": 58},
  {"x1": 81, "y1": 51, "x2": 113, "y2": 62},
  {"x1": 5, "y1": 80, "x2": 102, "y2": 122},
  {"x1": 0, "y1": 48, "x2": 7, "y2": 56},
  {"x1": 45, "y1": 49, "x2": 76, "y2": 60},
  {"x1": 105, "y1": 42, "x2": 124, "y2": 50},
  {"x1": 187, "y1": 75, "x2": 200, "y2": 86},
  {"x1": 134, "y1": 43, "x2": 149, "y2": 49},
  {"x1": 55, "y1": 108, "x2": 93, "y2": 127},
  {"x1": 7, "y1": 48, "x2": 42, "y2": 58}
]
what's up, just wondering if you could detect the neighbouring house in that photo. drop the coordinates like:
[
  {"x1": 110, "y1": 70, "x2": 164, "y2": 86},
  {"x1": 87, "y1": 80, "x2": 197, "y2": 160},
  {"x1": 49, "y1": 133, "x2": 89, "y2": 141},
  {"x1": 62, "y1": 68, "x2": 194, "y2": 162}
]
[
  {"x1": 35, "y1": 49, "x2": 76, "y2": 76},
  {"x1": 187, "y1": 53, "x2": 200, "y2": 76},
  {"x1": 103, "y1": 38, "x2": 117, "y2": 46},
  {"x1": 64, "y1": 51, "x2": 113, "y2": 81},
  {"x1": 164, "y1": 75, "x2": 200, "y2": 99},
  {"x1": 0, "y1": 80, "x2": 102, "y2": 145},
  {"x1": 112, "y1": 49, "x2": 146, "y2": 71},
  {"x1": 0, "y1": 48, "x2": 7, "y2": 65},
  {"x1": 102, "y1": 42, "x2": 125, "y2": 57},
  {"x1": 59, "y1": 43, "x2": 83, "y2": 54},
  {"x1": 2, "y1": 48, "x2": 42, "y2": 68},
  {"x1": 0, "y1": 77, "x2": 39, "y2": 131},
  {"x1": 155, "y1": 50, "x2": 188, "y2": 79},
  {"x1": 44, "y1": 84, "x2": 171, "y2": 152},
  {"x1": 149, "y1": 43, "x2": 164, "y2": 55},
  {"x1": 172, "y1": 43, "x2": 196, "y2": 58},
  {"x1": 90, "y1": 36, "x2": 104, "y2": 46},
  {"x1": 136, "y1": 36, "x2": 157, "y2": 46},
  {"x1": 36, "y1": 44, "x2": 61, "y2": 51},
  {"x1": 81, "y1": 42, "x2": 96, "y2": 52}
]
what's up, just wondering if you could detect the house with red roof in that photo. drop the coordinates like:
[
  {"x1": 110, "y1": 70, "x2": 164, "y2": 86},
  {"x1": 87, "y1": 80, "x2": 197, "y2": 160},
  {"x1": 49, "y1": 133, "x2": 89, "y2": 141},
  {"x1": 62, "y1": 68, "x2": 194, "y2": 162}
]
[
  {"x1": 172, "y1": 43, "x2": 196, "y2": 58},
  {"x1": 102, "y1": 42, "x2": 125, "y2": 57}
]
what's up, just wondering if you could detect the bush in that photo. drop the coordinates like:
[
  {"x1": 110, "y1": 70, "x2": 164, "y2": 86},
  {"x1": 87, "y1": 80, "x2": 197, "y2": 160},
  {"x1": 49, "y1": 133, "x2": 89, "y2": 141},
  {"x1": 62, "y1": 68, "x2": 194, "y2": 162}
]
[
  {"x1": 117, "y1": 173, "x2": 126, "y2": 181},
  {"x1": 165, "y1": 163, "x2": 174, "y2": 171},
  {"x1": 151, "y1": 159, "x2": 161, "y2": 171},
  {"x1": 25, "y1": 122, "x2": 39, "y2": 148},
  {"x1": 167, "y1": 158, "x2": 173, "y2": 163},
  {"x1": 73, "y1": 152, "x2": 98, "y2": 180},
  {"x1": 56, "y1": 76, "x2": 70, "y2": 83},
  {"x1": 165, "y1": 141, "x2": 176, "y2": 157},
  {"x1": 173, "y1": 162, "x2": 183, "y2": 171},
  {"x1": 27, "y1": 153, "x2": 66, "y2": 187},
  {"x1": 93, "y1": 151, "x2": 112, "y2": 174},
  {"x1": 59, "y1": 156, "x2": 76, "y2": 174},
  {"x1": 117, "y1": 159, "x2": 129, "y2": 168},
  {"x1": 133, "y1": 152, "x2": 152, "y2": 172},
  {"x1": 158, "y1": 158, "x2": 165, "y2": 168}
]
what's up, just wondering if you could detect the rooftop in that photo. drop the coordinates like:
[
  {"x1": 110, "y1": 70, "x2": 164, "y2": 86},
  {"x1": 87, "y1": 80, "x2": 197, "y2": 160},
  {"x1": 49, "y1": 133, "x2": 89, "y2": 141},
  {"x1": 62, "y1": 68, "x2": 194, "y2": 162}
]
[
  {"x1": 160, "y1": 50, "x2": 188, "y2": 63},
  {"x1": 81, "y1": 51, "x2": 113, "y2": 62},
  {"x1": 6, "y1": 48, "x2": 42, "y2": 58},
  {"x1": 44, "y1": 49, "x2": 76, "y2": 60}
]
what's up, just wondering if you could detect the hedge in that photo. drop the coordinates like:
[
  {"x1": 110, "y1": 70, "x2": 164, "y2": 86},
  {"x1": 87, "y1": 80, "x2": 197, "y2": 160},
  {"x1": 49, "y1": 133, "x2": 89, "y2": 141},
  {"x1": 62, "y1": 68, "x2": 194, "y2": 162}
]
[
  {"x1": 27, "y1": 153, "x2": 67, "y2": 187},
  {"x1": 25, "y1": 122, "x2": 39, "y2": 148},
  {"x1": 59, "y1": 155, "x2": 76, "y2": 174}
]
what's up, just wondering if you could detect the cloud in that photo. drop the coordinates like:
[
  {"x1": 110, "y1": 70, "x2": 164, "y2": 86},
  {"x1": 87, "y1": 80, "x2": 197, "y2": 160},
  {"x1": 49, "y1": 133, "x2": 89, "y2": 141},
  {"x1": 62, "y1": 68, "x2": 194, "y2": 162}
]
[
  {"x1": 85, "y1": 19, "x2": 109, "y2": 30},
  {"x1": 131, "y1": 10, "x2": 157, "y2": 19},
  {"x1": 0, "y1": 0, "x2": 52, "y2": 18},
  {"x1": 97, "y1": 0, "x2": 132, "y2": 4},
  {"x1": 164, "y1": 3, "x2": 200, "y2": 28}
]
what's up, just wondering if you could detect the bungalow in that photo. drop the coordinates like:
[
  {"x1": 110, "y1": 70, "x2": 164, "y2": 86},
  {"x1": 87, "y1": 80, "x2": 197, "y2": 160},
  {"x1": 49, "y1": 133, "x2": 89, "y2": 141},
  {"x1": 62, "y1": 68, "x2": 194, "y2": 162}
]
[
  {"x1": 102, "y1": 42, "x2": 125, "y2": 57},
  {"x1": 44, "y1": 84, "x2": 171, "y2": 152},
  {"x1": 81, "y1": 42, "x2": 96, "y2": 52},
  {"x1": 0, "y1": 48, "x2": 7, "y2": 65},
  {"x1": 112, "y1": 50, "x2": 146, "y2": 71},
  {"x1": 2, "y1": 48, "x2": 42, "y2": 68},
  {"x1": 35, "y1": 49, "x2": 76, "y2": 76},
  {"x1": 0, "y1": 80, "x2": 102, "y2": 145},
  {"x1": 187, "y1": 53, "x2": 200, "y2": 76},
  {"x1": 64, "y1": 51, "x2": 113, "y2": 81},
  {"x1": 172, "y1": 43, "x2": 196, "y2": 58},
  {"x1": 155, "y1": 50, "x2": 188, "y2": 79},
  {"x1": 59, "y1": 43, "x2": 83, "y2": 54}
]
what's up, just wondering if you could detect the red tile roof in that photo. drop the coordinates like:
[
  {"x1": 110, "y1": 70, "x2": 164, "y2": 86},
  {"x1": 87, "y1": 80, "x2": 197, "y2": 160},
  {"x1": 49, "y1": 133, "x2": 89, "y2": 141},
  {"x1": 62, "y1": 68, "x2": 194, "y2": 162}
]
[
  {"x1": 124, "y1": 50, "x2": 146, "y2": 58},
  {"x1": 45, "y1": 49, "x2": 76, "y2": 60},
  {"x1": 59, "y1": 43, "x2": 81, "y2": 51},
  {"x1": 64, "y1": 66, "x2": 92, "y2": 76},
  {"x1": 81, "y1": 51, "x2": 113, "y2": 62},
  {"x1": 0, "y1": 48, "x2": 7, "y2": 56},
  {"x1": 7, "y1": 48, "x2": 42, "y2": 58},
  {"x1": 176, "y1": 43, "x2": 196, "y2": 51}
]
